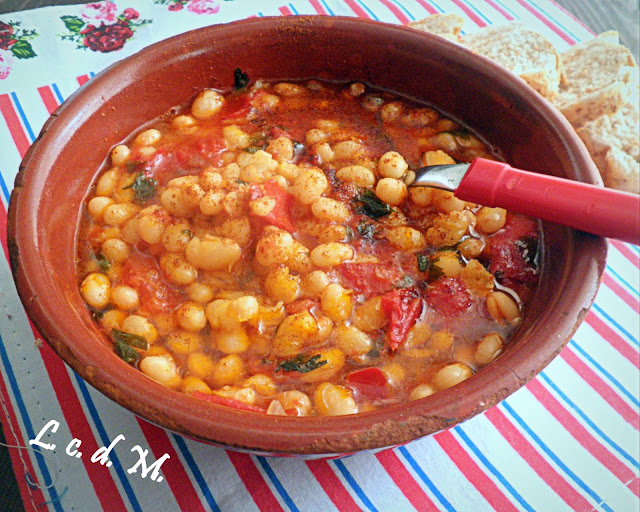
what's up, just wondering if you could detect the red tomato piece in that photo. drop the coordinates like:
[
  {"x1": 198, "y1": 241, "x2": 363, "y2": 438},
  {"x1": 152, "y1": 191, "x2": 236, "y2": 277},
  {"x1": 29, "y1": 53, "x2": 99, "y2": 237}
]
[
  {"x1": 122, "y1": 253, "x2": 180, "y2": 314},
  {"x1": 338, "y1": 262, "x2": 404, "y2": 298},
  {"x1": 380, "y1": 289, "x2": 423, "y2": 350},
  {"x1": 346, "y1": 367, "x2": 389, "y2": 399},
  {"x1": 191, "y1": 391, "x2": 266, "y2": 413},
  {"x1": 249, "y1": 179, "x2": 296, "y2": 232},
  {"x1": 485, "y1": 214, "x2": 539, "y2": 284},
  {"x1": 285, "y1": 298, "x2": 320, "y2": 315},
  {"x1": 424, "y1": 277, "x2": 472, "y2": 318}
]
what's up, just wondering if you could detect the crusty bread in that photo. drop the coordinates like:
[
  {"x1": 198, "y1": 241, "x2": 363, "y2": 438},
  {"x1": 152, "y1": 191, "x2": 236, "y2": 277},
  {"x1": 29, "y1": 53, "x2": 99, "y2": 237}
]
[
  {"x1": 408, "y1": 14, "x2": 465, "y2": 43},
  {"x1": 576, "y1": 97, "x2": 640, "y2": 193},
  {"x1": 461, "y1": 23, "x2": 565, "y2": 100},
  {"x1": 554, "y1": 32, "x2": 638, "y2": 128}
]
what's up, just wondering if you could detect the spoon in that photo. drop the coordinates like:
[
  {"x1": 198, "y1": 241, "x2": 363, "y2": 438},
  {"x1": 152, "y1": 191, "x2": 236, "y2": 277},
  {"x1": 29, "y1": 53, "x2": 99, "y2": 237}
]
[{"x1": 410, "y1": 158, "x2": 640, "y2": 245}]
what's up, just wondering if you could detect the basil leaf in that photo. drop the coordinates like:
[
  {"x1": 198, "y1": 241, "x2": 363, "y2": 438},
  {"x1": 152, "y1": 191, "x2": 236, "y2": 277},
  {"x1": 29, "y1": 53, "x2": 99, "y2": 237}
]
[
  {"x1": 125, "y1": 173, "x2": 157, "y2": 202},
  {"x1": 114, "y1": 341, "x2": 141, "y2": 364},
  {"x1": 355, "y1": 189, "x2": 392, "y2": 219},
  {"x1": 94, "y1": 253, "x2": 111, "y2": 273},
  {"x1": 234, "y1": 68, "x2": 250, "y2": 90},
  {"x1": 276, "y1": 354, "x2": 327, "y2": 373},
  {"x1": 112, "y1": 329, "x2": 148, "y2": 349},
  {"x1": 395, "y1": 275, "x2": 415, "y2": 288},
  {"x1": 416, "y1": 253, "x2": 429, "y2": 272},
  {"x1": 357, "y1": 220, "x2": 376, "y2": 239}
]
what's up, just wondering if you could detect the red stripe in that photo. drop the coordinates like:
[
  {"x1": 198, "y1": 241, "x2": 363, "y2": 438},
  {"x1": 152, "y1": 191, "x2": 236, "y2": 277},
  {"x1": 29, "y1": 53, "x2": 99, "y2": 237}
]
[
  {"x1": 560, "y1": 346, "x2": 639, "y2": 428},
  {"x1": 602, "y1": 272, "x2": 639, "y2": 310},
  {"x1": 527, "y1": 379, "x2": 638, "y2": 490},
  {"x1": 37, "y1": 341, "x2": 130, "y2": 512},
  {"x1": 278, "y1": 6, "x2": 293, "y2": 15},
  {"x1": 513, "y1": 0, "x2": 575, "y2": 44},
  {"x1": 306, "y1": 459, "x2": 361, "y2": 512},
  {"x1": 0, "y1": 202, "x2": 9, "y2": 262},
  {"x1": 76, "y1": 75, "x2": 91, "y2": 86},
  {"x1": 548, "y1": 0, "x2": 595, "y2": 35},
  {"x1": 435, "y1": 430, "x2": 520, "y2": 512},
  {"x1": 629, "y1": 477, "x2": 640, "y2": 496},
  {"x1": 343, "y1": 0, "x2": 370, "y2": 18},
  {"x1": 37, "y1": 86, "x2": 59, "y2": 116},
  {"x1": 378, "y1": 0, "x2": 409, "y2": 24},
  {"x1": 415, "y1": 0, "x2": 438, "y2": 15},
  {"x1": 450, "y1": 0, "x2": 487, "y2": 27},
  {"x1": 481, "y1": 0, "x2": 515, "y2": 20},
  {"x1": 610, "y1": 240, "x2": 640, "y2": 268},
  {"x1": 136, "y1": 419, "x2": 205, "y2": 511},
  {"x1": 308, "y1": 0, "x2": 327, "y2": 15},
  {"x1": 585, "y1": 310, "x2": 639, "y2": 370},
  {"x1": 486, "y1": 408, "x2": 594, "y2": 510},
  {"x1": 0, "y1": 94, "x2": 31, "y2": 158},
  {"x1": 376, "y1": 449, "x2": 439, "y2": 511},
  {"x1": 0, "y1": 363, "x2": 47, "y2": 510},
  {"x1": 226, "y1": 451, "x2": 285, "y2": 512}
]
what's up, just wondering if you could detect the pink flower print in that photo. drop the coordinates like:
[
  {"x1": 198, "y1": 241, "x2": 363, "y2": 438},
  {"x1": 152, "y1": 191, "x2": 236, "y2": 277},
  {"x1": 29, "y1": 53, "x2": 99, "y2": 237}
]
[
  {"x1": 186, "y1": 0, "x2": 220, "y2": 15},
  {"x1": 122, "y1": 8, "x2": 140, "y2": 20},
  {"x1": 0, "y1": 50, "x2": 14, "y2": 80},
  {"x1": 168, "y1": 3, "x2": 183, "y2": 11},
  {"x1": 81, "y1": 1, "x2": 118, "y2": 24}
]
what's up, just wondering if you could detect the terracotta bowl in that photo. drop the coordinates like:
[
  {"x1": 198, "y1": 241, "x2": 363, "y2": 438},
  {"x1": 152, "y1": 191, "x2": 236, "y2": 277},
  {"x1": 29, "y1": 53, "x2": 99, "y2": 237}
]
[{"x1": 8, "y1": 16, "x2": 606, "y2": 456}]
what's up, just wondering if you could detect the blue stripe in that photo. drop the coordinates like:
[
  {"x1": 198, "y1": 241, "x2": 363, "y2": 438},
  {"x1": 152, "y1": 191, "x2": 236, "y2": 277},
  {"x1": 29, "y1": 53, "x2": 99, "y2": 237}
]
[
  {"x1": 397, "y1": 446, "x2": 456, "y2": 512},
  {"x1": 256, "y1": 456, "x2": 300, "y2": 512},
  {"x1": 427, "y1": 1, "x2": 445, "y2": 14},
  {"x1": 388, "y1": 0, "x2": 415, "y2": 20},
  {"x1": 539, "y1": 372, "x2": 639, "y2": 469},
  {"x1": 632, "y1": 245, "x2": 640, "y2": 254},
  {"x1": 606, "y1": 265, "x2": 640, "y2": 297},
  {"x1": 354, "y1": 0, "x2": 379, "y2": 20},
  {"x1": 592, "y1": 303, "x2": 639, "y2": 347},
  {"x1": 171, "y1": 434, "x2": 220, "y2": 512},
  {"x1": 73, "y1": 373, "x2": 143, "y2": 512},
  {"x1": 491, "y1": 0, "x2": 519, "y2": 18},
  {"x1": 333, "y1": 459, "x2": 379, "y2": 512},
  {"x1": 524, "y1": 0, "x2": 580, "y2": 41},
  {"x1": 10, "y1": 92, "x2": 36, "y2": 142},
  {"x1": 319, "y1": 0, "x2": 335, "y2": 15},
  {"x1": 502, "y1": 401, "x2": 614, "y2": 512},
  {"x1": 51, "y1": 83, "x2": 65, "y2": 105},
  {"x1": 568, "y1": 340, "x2": 640, "y2": 408},
  {"x1": 0, "y1": 331, "x2": 63, "y2": 511},
  {"x1": 0, "y1": 167, "x2": 10, "y2": 202},
  {"x1": 460, "y1": 0, "x2": 492, "y2": 24},
  {"x1": 288, "y1": 3, "x2": 299, "y2": 15},
  {"x1": 454, "y1": 427, "x2": 535, "y2": 512},
  {"x1": 257, "y1": 11, "x2": 264, "y2": 16}
]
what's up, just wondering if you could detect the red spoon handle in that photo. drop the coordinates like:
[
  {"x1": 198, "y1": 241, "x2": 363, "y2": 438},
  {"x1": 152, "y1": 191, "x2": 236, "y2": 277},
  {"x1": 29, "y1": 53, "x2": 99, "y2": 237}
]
[{"x1": 456, "y1": 158, "x2": 640, "y2": 245}]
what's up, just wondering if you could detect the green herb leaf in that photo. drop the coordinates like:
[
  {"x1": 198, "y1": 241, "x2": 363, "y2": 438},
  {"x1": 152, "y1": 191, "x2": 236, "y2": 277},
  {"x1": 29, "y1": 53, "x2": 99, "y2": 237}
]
[
  {"x1": 355, "y1": 189, "x2": 392, "y2": 219},
  {"x1": 11, "y1": 40, "x2": 36, "y2": 59},
  {"x1": 357, "y1": 220, "x2": 376, "y2": 239},
  {"x1": 181, "y1": 229, "x2": 193, "y2": 238},
  {"x1": 125, "y1": 173, "x2": 157, "y2": 202},
  {"x1": 234, "y1": 68, "x2": 250, "y2": 90},
  {"x1": 395, "y1": 275, "x2": 415, "y2": 288},
  {"x1": 428, "y1": 257, "x2": 445, "y2": 282},
  {"x1": 416, "y1": 253, "x2": 429, "y2": 272},
  {"x1": 276, "y1": 354, "x2": 327, "y2": 373},
  {"x1": 94, "y1": 253, "x2": 111, "y2": 273},
  {"x1": 126, "y1": 160, "x2": 144, "y2": 172},
  {"x1": 242, "y1": 146, "x2": 265, "y2": 154},
  {"x1": 60, "y1": 15, "x2": 85, "y2": 33},
  {"x1": 114, "y1": 341, "x2": 142, "y2": 364},
  {"x1": 112, "y1": 329, "x2": 148, "y2": 349}
]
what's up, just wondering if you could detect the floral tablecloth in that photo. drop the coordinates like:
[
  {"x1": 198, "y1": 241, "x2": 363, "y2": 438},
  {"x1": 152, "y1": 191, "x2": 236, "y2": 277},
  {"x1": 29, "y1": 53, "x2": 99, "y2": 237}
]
[{"x1": 1, "y1": 1, "x2": 638, "y2": 511}]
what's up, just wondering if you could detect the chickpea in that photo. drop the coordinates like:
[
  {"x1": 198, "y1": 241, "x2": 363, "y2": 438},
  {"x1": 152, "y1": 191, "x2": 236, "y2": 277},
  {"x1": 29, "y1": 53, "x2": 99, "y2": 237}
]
[
  {"x1": 172, "y1": 115, "x2": 196, "y2": 129},
  {"x1": 191, "y1": 89, "x2": 224, "y2": 120},
  {"x1": 426, "y1": 211, "x2": 470, "y2": 247},
  {"x1": 431, "y1": 251, "x2": 462, "y2": 278},
  {"x1": 377, "y1": 151, "x2": 408, "y2": 178},
  {"x1": 110, "y1": 145, "x2": 131, "y2": 166},
  {"x1": 305, "y1": 129, "x2": 327, "y2": 145},
  {"x1": 409, "y1": 186, "x2": 434, "y2": 207},
  {"x1": 433, "y1": 362, "x2": 473, "y2": 390},
  {"x1": 273, "y1": 311, "x2": 318, "y2": 356},
  {"x1": 138, "y1": 208, "x2": 168, "y2": 244},
  {"x1": 209, "y1": 355, "x2": 245, "y2": 388},
  {"x1": 110, "y1": 285, "x2": 139, "y2": 311},
  {"x1": 301, "y1": 270, "x2": 330, "y2": 296},
  {"x1": 458, "y1": 237, "x2": 484, "y2": 259},
  {"x1": 353, "y1": 296, "x2": 387, "y2": 332},
  {"x1": 310, "y1": 243, "x2": 354, "y2": 267},
  {"x1": 475, "y1": 333, "x2": 504, "y2": 366},
  {"x1": 103, "y1": 203, "x2": 137, "y2": 227},
  {"x1": 432, "y1": 189, "x2": 466, "y2": 213},
  {"x1": 228, "y1": 296, "x2": 259, "y2": 322},
  {"x1": 486, "y1": 291, "x2": 521, "y2": 324},
  {"x1": 215, "y1": 327, "x2": 250, "y2": 354},
  {"x1": 187, "y1": 283, "x2": 214, "y2": 304},
  {"x1": 255, "y1": 230, "x2": 293, "y2": 267},
  {"x1": 243, "y1": 374, "x2": 277, "y2": 397},
  {"x1": 384, "y1": 226, "x2": 426, "y2": 252},
  {"x1": 135, "y1": 129, "x2": 161, "y2": 147},
  {"x1": 185, "y1": 236, "x2": 242, "y2": 271},
  {"x1": 332, "y1": 324, "x2": 372, "y2": 356},
  {"x1": 140, "y1": 356, "x2": 181, "y2": 389},
  {"x1": 200, "y1": 189, "x2": 225, "y2": 216},
  {"x1": 336, "y1": 165, "x2": 375, "y2": 188},
  {"x1": 476, "y1": 207, "x2": 507, "y2": 234},
  {"x1": 311, "y1": 197, "x2": 351, "y2": 223},
  {"x1": 290, "y1": 167, "x2": 328, "y2": 204},
  {"x1": 314, "y1": 383, "x2": 358, "y2": 416},
  {"x1": 162, "y1": 224, "x2": 192, "y2": 253},
  {"x1": 422, "y1": 149, "x2": 455, "y2": 166},
  {"x1": 161, "y1": 254, "x2": 198, "y2": 286},
  {"x1": 167, "y1": 330, "x2": 203, "y2": 355},
  {"x1": 187, "y1": 352, "x2": 215, "y2": 379},
  {"x1": 181, "y1": 376, "x2": 211, "y2": 394},
  {"x1": 430, "y1": 330, "x2": 454, "y2": 352},
  {"x1": 299, "y1": 348, "x2": 346, "y2": 383},
  {"x1": 375, "y1": 178, "x2": 407, "y2": 206},
  {"x1": 320, "y1": 283, "x2": 353, "y2": 322},
  {"x1": 266, "y1": 136, "x2": 294, "y2": 162},
  {"x1": 101, "y1": 238, "x2": 130, "y2": 263},
  {"x1": 175, "y1": 302, "x2": 207, "y2": 332},
  {"x1": 87, "y1": 197, "x2": 114, "y2": 219},
  {"x1": 121, "y1": 315, "x2": 158, "y2": 344},
  {"x1": 333, "y1": 140, "x2": 363, "y2": 160},
  {"x1": 80, "y1": 272, "x2": 111, "y2": 309},
  {"x1": 380, "y1": 101, "x2": 404, "y2": 122},
  {"x1": 264, "y1": 265, "x2": 300, "y2": 304},
  {"x1": 277, "y1": 390, "x2": 311, "y2": 416},
  {"x1": 409, "y1": 383, "x2": 436, "y2": 401},
  {"x1": 274, "y1": 82, "x2": 305, "y2": 97}
]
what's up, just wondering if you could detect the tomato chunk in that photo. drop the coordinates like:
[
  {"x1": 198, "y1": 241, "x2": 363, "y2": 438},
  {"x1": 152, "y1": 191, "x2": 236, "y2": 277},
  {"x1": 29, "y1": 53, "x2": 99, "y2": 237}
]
[
  {"x1": 122, "y1": 253, "x2": 180, "y2": 314},
  {"x1": 346, "y1": 367, "x2": 389, "y2": 399},
  {"x1": 424, "y1": 277, "x2": 472, "y2": 318},
  {"x1": 191, "y1": 391, "x2": 267, "y2": 413},
  {"x1": 249, "y1": 179, "x2": 295, "y2": 232},
  {"x1": 380, "y1": 289, "x2": 423, "y2": 350},
  {"x1": 338, "y1": 262, "x2": 404, "y2": 298}
]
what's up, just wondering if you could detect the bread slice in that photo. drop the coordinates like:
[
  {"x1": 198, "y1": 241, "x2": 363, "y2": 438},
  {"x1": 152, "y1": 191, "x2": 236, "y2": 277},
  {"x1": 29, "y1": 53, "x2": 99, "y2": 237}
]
[
  {"x1": 461, "y1": 23, "x2": 565, "y2": 100},
  {"x1": 576, "y1": 98, "x2": 640, "y2": 193},
  {"x1": 554, "y1": 32, "x2": 638, "y2": 128},
  {"x1": 408, "y1": 14, "x2": 465, "y2": 43}
]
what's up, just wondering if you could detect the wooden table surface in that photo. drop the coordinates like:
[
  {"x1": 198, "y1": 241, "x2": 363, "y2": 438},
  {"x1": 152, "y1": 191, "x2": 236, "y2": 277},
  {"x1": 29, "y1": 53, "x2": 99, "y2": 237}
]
[{"x1": 0, "y1": 1, "x2": 638, "y2": 511}]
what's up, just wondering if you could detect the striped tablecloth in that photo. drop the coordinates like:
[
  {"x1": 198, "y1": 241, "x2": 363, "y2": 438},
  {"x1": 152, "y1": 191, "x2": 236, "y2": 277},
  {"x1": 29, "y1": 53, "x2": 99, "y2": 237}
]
[{"x1": 0, "y1": 1, "x2": 638, "y2": 511}]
